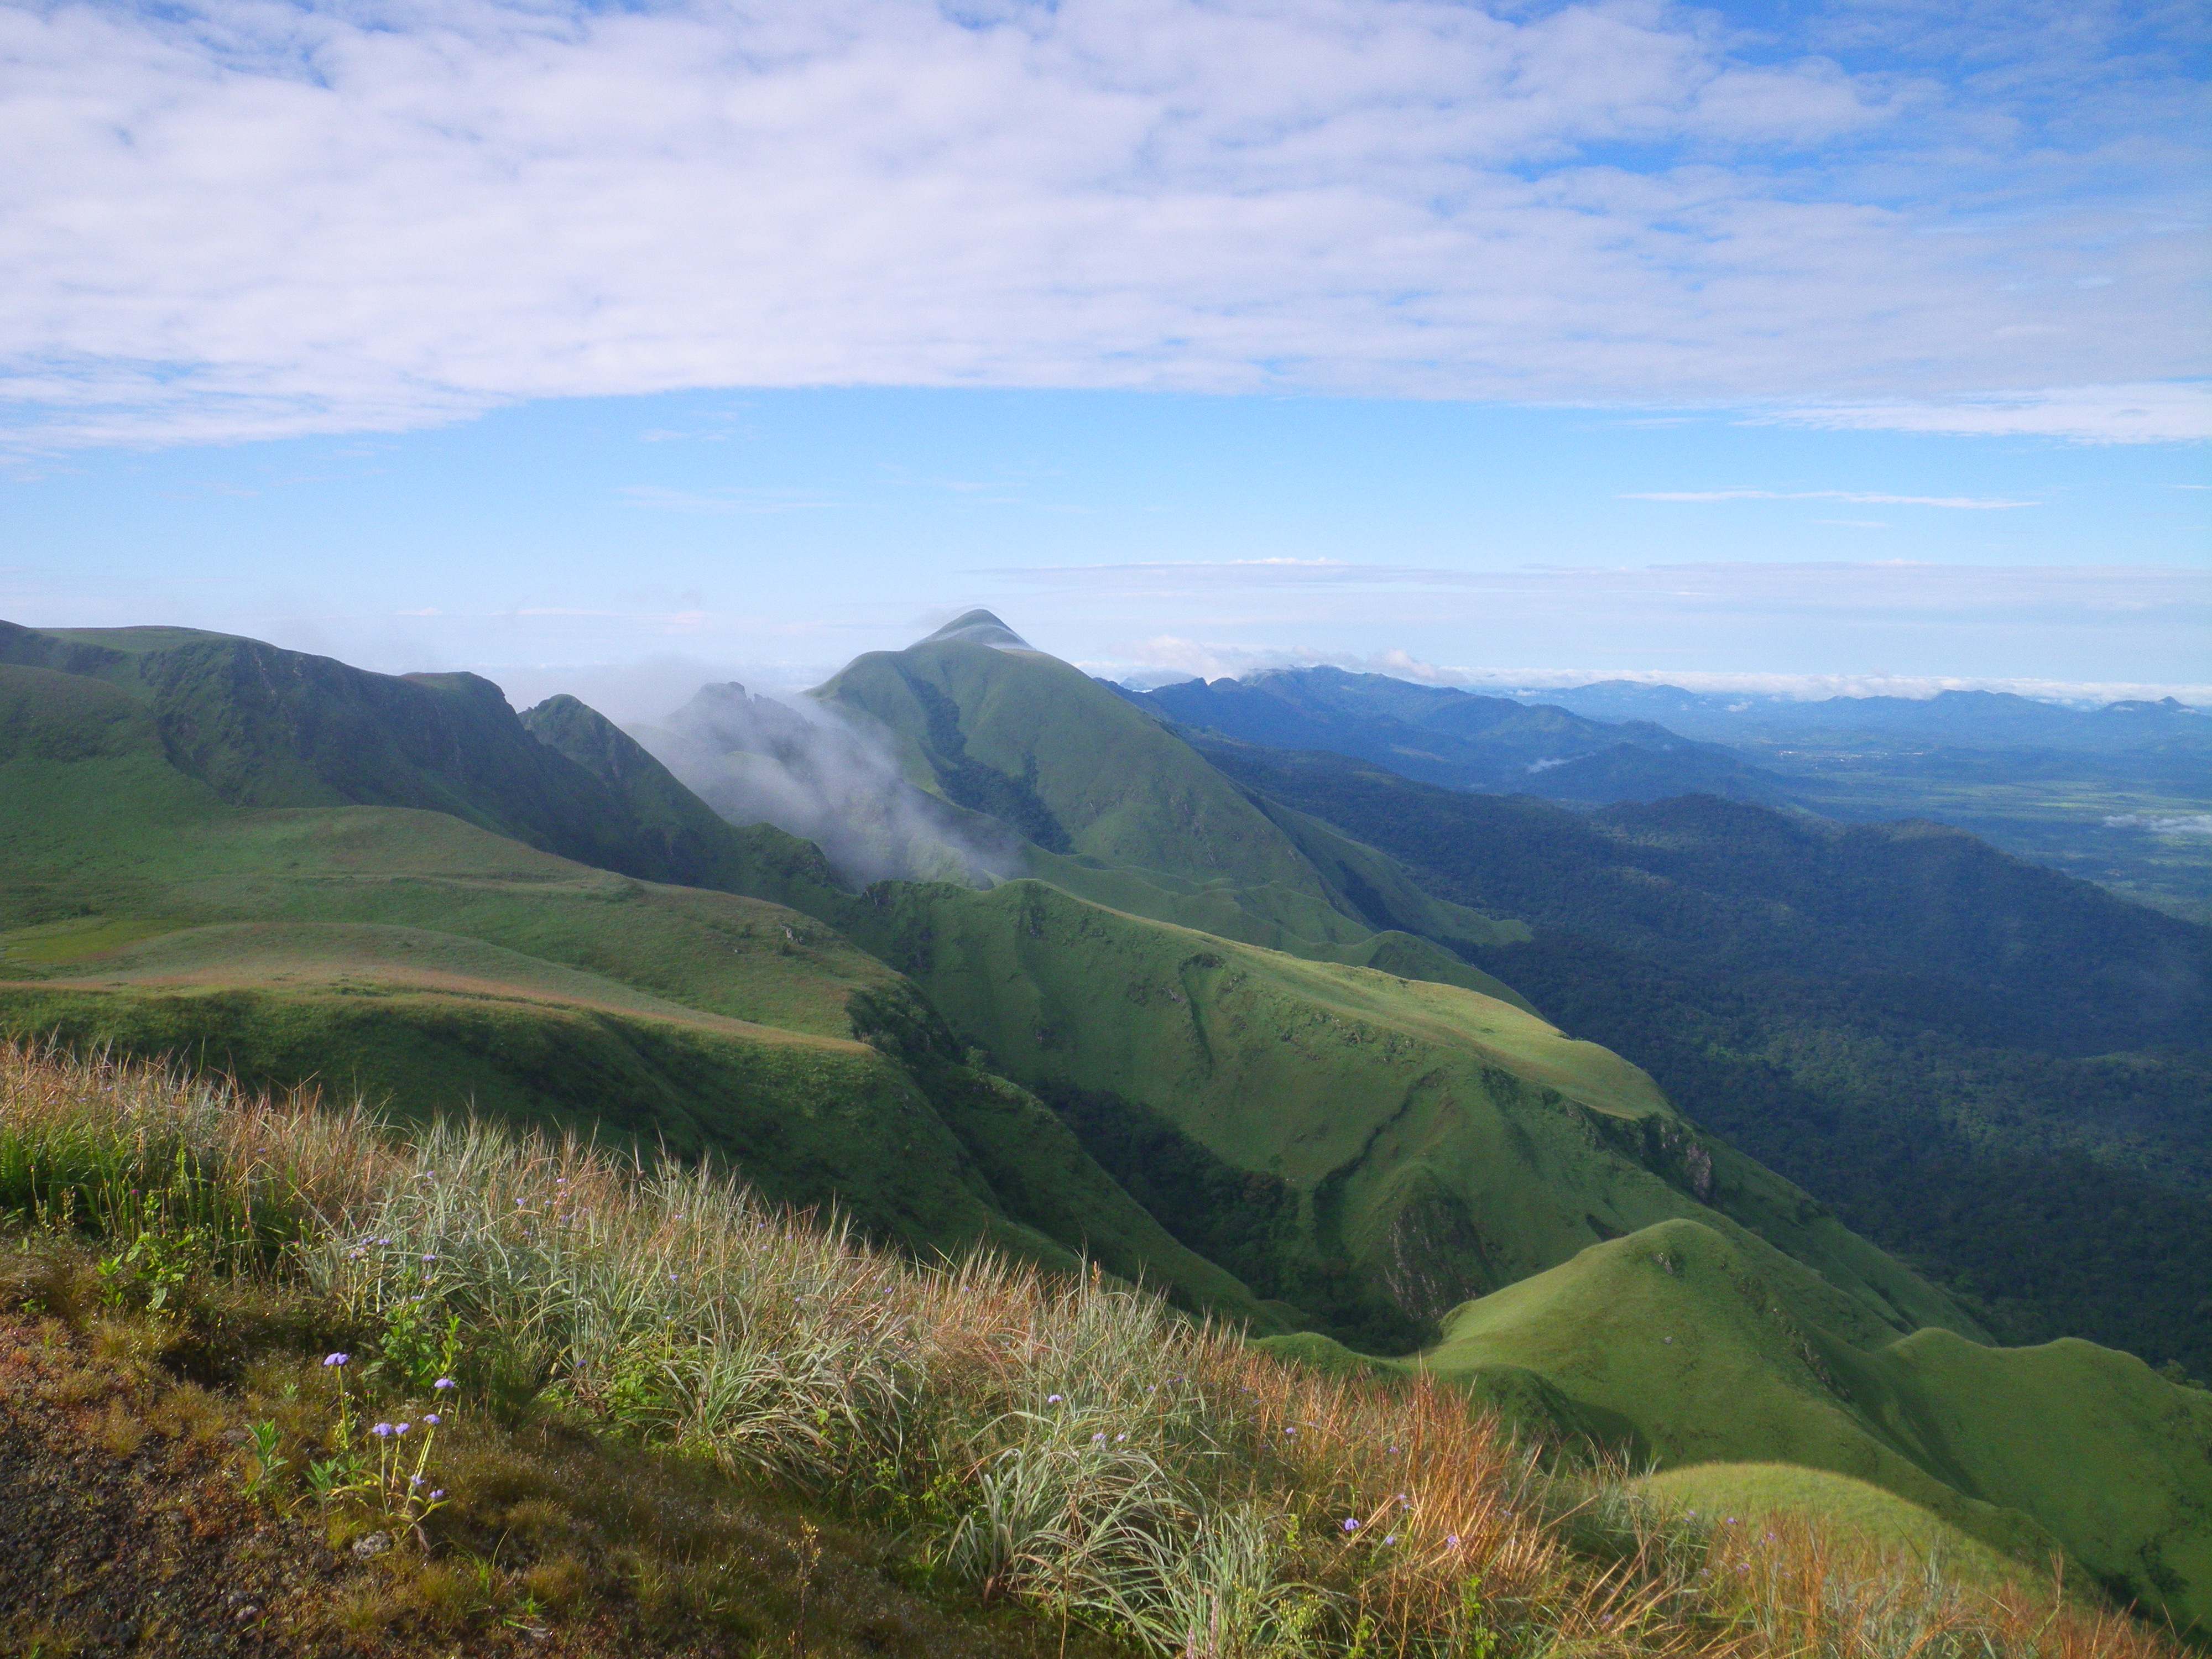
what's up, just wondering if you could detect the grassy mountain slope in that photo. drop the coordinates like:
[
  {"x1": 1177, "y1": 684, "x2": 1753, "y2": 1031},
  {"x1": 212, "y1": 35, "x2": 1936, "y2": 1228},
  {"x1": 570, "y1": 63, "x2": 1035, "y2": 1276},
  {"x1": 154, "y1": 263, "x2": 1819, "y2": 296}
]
[
  {"x1": 813, "y1": 617, "x2": 1519, "y2": 958},
  {"x1": 819, "y1": 625, "x2": 1313, "y2": 880},
  {"x1": 0, "y1": 627, "x2": 1583, "y2": 1351},
  {"x1": 1417, "y1": 1218, "x2": 2212, "y2": 1631},
  {"x1": 9, "y1": 617, "x2": 2206, "y2": 1624},
  {"x1": 1, "y1": 629, "x2": 1974, "y2": 1349},
  {"x1": 0, "y1": 623, "x2": 707, "y2": 884},
  {"x1": 1193, "y1": 738, "x2": 2212, "y2": 1376},
  {"x1": 1626, "y1": 1464, "x2": 2038, "y2": 1590},
  {"x1": 817, "y1": 877, "x2": 1976, "y2": 1355},
  {"x1": 0, "y1": 651, "x2": 1271, "y2": 1325},
  {"x1": 17, "y1": 1045, "x2": 2182, "y2": 1659}
]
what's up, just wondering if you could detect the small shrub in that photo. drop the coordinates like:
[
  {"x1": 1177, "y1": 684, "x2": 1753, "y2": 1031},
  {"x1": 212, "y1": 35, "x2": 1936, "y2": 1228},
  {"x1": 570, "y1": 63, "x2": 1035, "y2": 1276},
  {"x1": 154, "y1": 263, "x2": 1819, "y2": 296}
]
[
  {"x1": 96, "y1": 1395, "x2": 146, "y2": 1456},
  {"x1": 521, "y1": 1553, "x2": 589, "y2": 1612}
]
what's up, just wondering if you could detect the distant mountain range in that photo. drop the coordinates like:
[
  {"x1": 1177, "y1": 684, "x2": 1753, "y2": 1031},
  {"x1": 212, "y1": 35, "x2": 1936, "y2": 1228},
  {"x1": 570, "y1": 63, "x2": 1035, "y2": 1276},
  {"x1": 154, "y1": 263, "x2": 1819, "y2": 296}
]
[
  {"x1": 1121, "y1": 665, "x2": 2212, "y2": 924},
  {"x1": 2, "y1": 609, "x2": 2208, "y2": 1631},
  {"x1": 1123, "y1": 666, "x2": 1803, "y2": 806},
  {"x1": 1517, "y1": 681, "x2": 2211, "y2": 754}
]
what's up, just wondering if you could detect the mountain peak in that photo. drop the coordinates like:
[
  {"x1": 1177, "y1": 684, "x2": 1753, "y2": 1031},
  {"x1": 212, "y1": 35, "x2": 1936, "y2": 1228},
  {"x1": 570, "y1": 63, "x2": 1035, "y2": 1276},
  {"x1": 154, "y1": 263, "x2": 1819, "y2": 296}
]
[{"x1": 916, "y1": 609, "x2": 1031, "y2": 649}]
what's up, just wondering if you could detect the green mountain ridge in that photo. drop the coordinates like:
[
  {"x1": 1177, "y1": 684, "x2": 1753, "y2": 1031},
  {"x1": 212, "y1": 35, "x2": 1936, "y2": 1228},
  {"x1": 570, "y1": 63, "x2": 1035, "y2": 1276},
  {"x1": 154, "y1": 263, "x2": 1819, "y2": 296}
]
[
  {"x1": 0, "y1": 644, "x2": 1270, "y2": 1326},
  {"x1": 1415, "y1": 1216, "x2": 2211, "y2": 1623},
  {"x1": 3, "y1": 613, "x2": 2208, "y2": 1632},
  {"x1": 794, "y1": 877, "x2": 1972, "y2": 1350},
  {"x1": 814, "y1": 616, "x2": 1526, "y2": 960},
  {"x1": 1181, "y1": 735, "x2": 2212, "y2": 1385}
]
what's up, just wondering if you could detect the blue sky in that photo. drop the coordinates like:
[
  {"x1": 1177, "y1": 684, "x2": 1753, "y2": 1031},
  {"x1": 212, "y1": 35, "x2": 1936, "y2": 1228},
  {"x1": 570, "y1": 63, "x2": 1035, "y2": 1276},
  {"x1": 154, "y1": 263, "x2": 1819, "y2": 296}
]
[{"x1": 0, "y1": 0, "x2": 2204, "y2": 706}]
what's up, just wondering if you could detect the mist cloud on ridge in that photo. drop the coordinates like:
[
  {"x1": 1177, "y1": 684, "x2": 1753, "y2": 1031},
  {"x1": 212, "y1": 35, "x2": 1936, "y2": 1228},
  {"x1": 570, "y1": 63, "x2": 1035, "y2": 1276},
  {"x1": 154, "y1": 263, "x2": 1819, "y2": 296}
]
[{"x1": 629, "y1": 681, "x2": 1019, "y2": 889}]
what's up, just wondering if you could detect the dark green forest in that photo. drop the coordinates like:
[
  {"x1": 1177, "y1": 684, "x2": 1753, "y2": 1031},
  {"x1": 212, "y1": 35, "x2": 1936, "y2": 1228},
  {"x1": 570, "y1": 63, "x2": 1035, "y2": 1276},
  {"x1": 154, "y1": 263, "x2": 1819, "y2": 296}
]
[{"x1": 1198, "y1": 738, "x2": 2212, "y2": 1379}]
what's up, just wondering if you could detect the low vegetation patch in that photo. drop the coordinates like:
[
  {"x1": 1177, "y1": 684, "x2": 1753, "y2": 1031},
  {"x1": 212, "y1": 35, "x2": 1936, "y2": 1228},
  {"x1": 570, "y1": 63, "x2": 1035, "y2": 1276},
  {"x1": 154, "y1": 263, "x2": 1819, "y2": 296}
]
[{"x1": 0, "y1": 1041, "x2": 2187, "y2": 1658}]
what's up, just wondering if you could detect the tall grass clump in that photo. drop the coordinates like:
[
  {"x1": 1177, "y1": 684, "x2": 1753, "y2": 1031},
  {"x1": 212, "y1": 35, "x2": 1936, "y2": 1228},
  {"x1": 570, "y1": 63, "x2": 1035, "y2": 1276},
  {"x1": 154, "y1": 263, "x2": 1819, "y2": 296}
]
[
  {"x1": 0, "y1": 1040, "x2": 2188, "y2": 1659},
  {"x1": 0, "y1": 1039, "x2": 392, "y2": 1273}
]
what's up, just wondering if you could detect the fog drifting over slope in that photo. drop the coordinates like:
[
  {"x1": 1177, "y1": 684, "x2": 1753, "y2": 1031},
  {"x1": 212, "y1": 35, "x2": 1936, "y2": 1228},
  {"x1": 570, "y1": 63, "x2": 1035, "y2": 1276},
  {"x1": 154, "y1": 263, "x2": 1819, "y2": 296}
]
[{"x1": 629, "y1": 682, "x2": 1017, "y2": 888}]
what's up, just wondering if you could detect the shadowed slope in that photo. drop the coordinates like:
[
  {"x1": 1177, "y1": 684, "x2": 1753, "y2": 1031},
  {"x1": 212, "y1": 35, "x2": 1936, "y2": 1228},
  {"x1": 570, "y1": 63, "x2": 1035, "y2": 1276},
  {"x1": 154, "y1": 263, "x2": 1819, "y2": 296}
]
[
  {"x1": 1191, "y1": 735, "x2": 2212, "y2": 1377},
  {"x1": 822, "y1": 878, "x2": 1975, "y2": 1355},
  {"x1": 1130, "y1": 666, "x2": 1796, "y2": 805}
]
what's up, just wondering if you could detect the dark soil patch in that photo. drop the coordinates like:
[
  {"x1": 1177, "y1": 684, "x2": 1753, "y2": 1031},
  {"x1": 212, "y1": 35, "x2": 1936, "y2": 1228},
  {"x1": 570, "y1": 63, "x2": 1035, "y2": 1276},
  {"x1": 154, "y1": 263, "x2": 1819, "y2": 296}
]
[
  {"x1": 0, "y1": 1298, "x2": 1122, "y2": 1658},
  {"x1": 0, "y1": 1313, "x2": 355, "y2": 1656}
]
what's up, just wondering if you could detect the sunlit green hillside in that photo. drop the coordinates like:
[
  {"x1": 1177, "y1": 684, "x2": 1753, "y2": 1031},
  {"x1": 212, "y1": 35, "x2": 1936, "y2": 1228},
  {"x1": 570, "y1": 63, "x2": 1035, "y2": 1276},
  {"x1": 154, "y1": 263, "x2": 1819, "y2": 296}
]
[
  {"x1": 5, "y1": 613, "x2": 2209, "y2": 1632},
  {"x1": 1413, "y1": 1217, "x2": 2212, "y2": 1630},
  {"x1": 815, "y1": 612, "x2": 1520, "y2": 956}
]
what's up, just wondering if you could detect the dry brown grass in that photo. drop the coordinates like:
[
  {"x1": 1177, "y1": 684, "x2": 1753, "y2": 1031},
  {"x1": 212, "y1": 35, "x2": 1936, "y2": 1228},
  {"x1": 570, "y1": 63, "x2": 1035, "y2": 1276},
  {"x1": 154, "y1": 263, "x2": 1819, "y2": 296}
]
[{"x1": 1, "y1": 1039, "x2": 2193, "y2": 1659}]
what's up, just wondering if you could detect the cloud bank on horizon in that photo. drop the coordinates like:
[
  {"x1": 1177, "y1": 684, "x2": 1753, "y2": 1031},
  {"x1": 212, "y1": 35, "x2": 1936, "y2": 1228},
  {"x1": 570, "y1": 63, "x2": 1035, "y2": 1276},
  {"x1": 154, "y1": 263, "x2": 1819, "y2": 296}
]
[
  {"x1": 1, "y1": 0, "x2": 2204, "y2": 449},
  {"x1": 1083, "y1": 648, "x2": 2212, "y2": 709}
]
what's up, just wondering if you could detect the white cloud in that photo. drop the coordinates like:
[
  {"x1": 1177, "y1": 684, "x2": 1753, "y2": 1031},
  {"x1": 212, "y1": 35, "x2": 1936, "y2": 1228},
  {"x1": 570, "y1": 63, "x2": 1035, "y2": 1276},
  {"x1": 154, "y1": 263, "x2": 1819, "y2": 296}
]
[
  {"x1": 2104, "y1": 814, "x2": 2212, "y2": 836},
  {"x1": 1006, "y1": 560, "x2": 2210, "y2": 686},
  {"x1": 0, "y1": 0, "x2": 2203, "y2": 448},
  {"x1": 1757, "y1": 383, "x2": 2212, "y2": 444}
]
